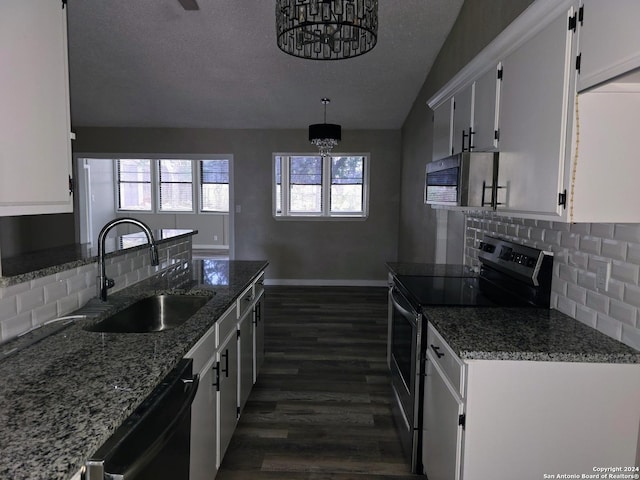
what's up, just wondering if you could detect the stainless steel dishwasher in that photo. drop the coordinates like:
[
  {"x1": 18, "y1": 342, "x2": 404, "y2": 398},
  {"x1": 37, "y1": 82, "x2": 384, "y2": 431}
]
[{"x1": 84, "y1": 358, "x2": 199, "y2": 480}]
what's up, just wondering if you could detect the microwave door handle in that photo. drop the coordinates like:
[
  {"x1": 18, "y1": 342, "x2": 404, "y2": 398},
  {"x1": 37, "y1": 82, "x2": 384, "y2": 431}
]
[{"x1": 106, "y1": 374, "x2": 200, "y2": 480}]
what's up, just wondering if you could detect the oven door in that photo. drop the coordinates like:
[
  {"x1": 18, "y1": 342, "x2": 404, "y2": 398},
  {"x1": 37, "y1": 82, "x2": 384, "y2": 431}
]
[{"x1": 389, "y1": 285, "x2": 422, "y2": 472}]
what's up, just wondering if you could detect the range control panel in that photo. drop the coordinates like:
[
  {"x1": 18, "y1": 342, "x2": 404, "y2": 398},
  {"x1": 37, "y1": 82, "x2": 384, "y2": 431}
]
[{"x1": 477, "y1": 236, "x2": 553, "y2": 286}]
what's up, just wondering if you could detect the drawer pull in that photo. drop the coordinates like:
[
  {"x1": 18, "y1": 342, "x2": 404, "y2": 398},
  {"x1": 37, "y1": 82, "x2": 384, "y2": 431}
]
[{"x1": 430, "y1": 344, "x2": 445, "y2": 359}]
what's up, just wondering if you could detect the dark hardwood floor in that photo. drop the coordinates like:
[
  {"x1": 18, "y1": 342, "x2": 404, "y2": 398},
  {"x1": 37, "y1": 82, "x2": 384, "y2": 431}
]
[{"x1": 217, "y1": 286, "x2": 422, "y2": 480}]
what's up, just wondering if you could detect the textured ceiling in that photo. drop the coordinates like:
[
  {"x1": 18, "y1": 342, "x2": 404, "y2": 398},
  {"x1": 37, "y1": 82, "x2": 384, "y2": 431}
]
[{"x1": 67, "y1": 0, "x2": 464, "y2": 130}]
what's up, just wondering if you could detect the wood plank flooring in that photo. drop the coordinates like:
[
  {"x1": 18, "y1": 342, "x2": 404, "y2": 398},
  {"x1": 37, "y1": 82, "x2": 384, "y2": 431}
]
[{"x1": 216, "y1": 286, "x2": 422, "y2": 480}]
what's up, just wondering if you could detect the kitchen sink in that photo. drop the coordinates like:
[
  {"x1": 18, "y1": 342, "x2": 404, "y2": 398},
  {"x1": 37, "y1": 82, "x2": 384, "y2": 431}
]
[{"x1": 84, "y1": 294, "x2": 212, "y2": 333}]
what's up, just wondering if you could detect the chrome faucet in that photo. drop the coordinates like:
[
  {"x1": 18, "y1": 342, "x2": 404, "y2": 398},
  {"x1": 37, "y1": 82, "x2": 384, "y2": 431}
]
[{"x1": 97, "y1": 218, "x2": 160, "y2": 301}]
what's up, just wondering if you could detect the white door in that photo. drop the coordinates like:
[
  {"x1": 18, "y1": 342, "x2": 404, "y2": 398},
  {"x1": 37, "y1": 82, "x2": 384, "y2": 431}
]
[
  {"x1": 217, "y1": 332, "x2": 238, "y2": 468},
  {"x1": 452, "y1": 85, "x2": 474, "y2": 155},
  {"x1": 190, "y1": 355, "x2": 218, "y2": 480},
  {"x1": 432, "y1": 98, "x2": 454, "y2": 161},
  {"x1": 472, "y1": 64, "x2": 502, "y2": 152}
]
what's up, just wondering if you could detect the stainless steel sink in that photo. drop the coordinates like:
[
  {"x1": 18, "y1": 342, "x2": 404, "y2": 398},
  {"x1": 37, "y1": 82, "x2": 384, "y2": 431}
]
[{"x1": 84, "y1": 295, "x2": 211, "y2": 333}]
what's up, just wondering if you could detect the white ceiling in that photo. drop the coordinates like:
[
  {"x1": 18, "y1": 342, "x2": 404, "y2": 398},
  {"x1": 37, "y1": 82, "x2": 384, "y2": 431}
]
[{"x1": 66, "y1": 0, "x2": 464, "y2": 130}]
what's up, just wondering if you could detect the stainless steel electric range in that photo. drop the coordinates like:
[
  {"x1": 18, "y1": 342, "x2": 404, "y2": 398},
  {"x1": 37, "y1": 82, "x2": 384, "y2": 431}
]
[{"x1": 387, "y1": 236, "x2": 553, "y2": 474}]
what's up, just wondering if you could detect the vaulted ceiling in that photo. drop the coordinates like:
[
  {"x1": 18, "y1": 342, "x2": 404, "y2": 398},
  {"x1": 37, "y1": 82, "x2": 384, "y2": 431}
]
[{"x1": 67, "y1": 0, "x2": 464, "y2": 130}]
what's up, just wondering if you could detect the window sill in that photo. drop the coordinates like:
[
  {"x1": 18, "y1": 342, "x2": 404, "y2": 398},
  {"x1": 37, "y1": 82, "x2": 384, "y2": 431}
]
[{"x1": 273, "y1": 215, "x2": 368, "y2": 221}]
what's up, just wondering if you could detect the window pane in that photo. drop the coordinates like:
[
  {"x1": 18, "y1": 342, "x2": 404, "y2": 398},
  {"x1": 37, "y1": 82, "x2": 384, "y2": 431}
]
[
  {"x1": 331, "y1": 185, "x2": 363, "y2": 212},
  {"x1": 201, "y1": 184, "x2": 229, "y2": 212},
  {"x1": 119, "y1": 183, "x2": 152, "y2": 210},
  {"x1": 117, "y1": 159, "x2": 151, "y2": 211},
  {"x1": 331, "y1": 156, "x2": 363, "y2": 212},
  {"x1": 200, "y1": 159, "x2": 229, "y2": 212},
  {"x1": 275, "y1": 157, "x2": 282, "y2": 214},
  {"x1": 290, "y1": 156, "x2": 322, "y2": 213},
  {"x1": 159, "y1": 160, "x2": 193, "y2": 211}
]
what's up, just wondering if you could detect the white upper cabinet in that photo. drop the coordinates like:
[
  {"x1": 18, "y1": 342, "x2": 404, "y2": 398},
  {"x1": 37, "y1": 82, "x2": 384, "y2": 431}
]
[
  {"x1": 432, "y1": 98, "x2": 454, "y2": 161},
  {"x1": 0, "y1": 0, "x2": 73, "y2": 216},
  {"x1": 472, "y1": 64, "x2": 502, "y2": 152},
  {"x1": 577, "y1": 0, "x2": 640, "y2": 92},
  {"x1": 452, "y1": 84, "x2": 474, "y2": 156},
  {"x1": 497, "y1": 6, "x2": 577, "y2": 217}
]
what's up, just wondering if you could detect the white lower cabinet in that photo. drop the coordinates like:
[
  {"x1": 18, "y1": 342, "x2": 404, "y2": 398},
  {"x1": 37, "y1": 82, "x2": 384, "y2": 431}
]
[
  {"x1": 217, "y1": 329, "x2": 239, "y2": 468},
  {"x1": 187, "y1": 271, "x2": 266, "y2": 480},
  {"x1": 423, "y1": 322, "x2": 640, "y2": 480}
]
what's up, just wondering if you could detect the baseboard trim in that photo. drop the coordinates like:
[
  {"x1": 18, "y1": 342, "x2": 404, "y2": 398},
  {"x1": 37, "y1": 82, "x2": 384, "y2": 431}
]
[
  {"x1": 264, "y1": 279, "x2": 388, "y2": 287},
  {"x1": 193, "y1": 244, "x2": 229, "y2": 250}
]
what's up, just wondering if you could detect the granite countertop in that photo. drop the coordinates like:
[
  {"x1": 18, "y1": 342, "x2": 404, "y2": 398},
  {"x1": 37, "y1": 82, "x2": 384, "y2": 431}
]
[
  {"x1": 0, "y1": 229, "x2": 196, "y2": 287},
  {"x1": 386, "y1": 263, "x2": 639, "y2": 363},
  {"x1": 0, "y1": 258, "x2": 268, "y2": 480},
  {"x1": 424, "y1": 306, "x2": 640, "y2": 363}
]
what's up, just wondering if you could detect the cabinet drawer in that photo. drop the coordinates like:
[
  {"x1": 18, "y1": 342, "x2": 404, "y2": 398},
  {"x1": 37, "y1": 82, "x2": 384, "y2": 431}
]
[
  {"x1": 236, "y1": 284, "x2": 255, "y2": 320},
  {"x1": 185, "y1": 324, "x2": 217, "y2": 373},
  {"x1": 216, "y1": 304, "x2": 237, "y2": 349},
  {"x1": 427, "y1": 322, "x2": 465, "y2": 397}
]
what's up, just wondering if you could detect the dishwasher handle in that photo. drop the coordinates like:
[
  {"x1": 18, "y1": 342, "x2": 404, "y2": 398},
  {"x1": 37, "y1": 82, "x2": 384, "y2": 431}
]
[{"x1": 390, "y1": 287, "x2": 419, "y2": 324}]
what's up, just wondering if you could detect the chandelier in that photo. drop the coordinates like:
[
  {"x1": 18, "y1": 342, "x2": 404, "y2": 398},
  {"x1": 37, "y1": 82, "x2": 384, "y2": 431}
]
[
  {"x1": 276, "y1": 0, "x2": 378, "y2": 61},
  {"x1": 309, "y1": 98, "x2": 341, "y2": 156}
]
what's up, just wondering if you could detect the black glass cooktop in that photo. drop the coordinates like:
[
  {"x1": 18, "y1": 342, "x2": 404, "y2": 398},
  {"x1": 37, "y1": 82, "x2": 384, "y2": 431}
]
[{"x1": 396, "y1": 275, "x2": 533, "y2": 308}]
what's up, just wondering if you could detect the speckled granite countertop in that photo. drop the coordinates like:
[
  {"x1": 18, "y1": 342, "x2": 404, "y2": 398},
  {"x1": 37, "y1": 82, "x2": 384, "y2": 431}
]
[
  {"x1": 0, "y1": 259, "x2": 267, "y2": 480},
  {"x1": 424, "y1": 306, "x2": 640, "y2": 363},
  {"x1": 0, "y1": 229, "x2": 196, "y2": 287},
  {"x1": 387, "y1": 263, "x2": 639, "y2": 363}
]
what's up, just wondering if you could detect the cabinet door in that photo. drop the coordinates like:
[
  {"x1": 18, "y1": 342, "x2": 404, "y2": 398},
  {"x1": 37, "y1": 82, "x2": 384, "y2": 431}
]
[
  {"x1": 252, "y1": 289, "x2": 265, "y2": 383},
  {"x1": 423, "y1": 350, "x2": 464, "y2": 480},
  {"x1": 238, "y1": 310, "x2": 253, "y2": 414},
  {"x1": 0, "y1": 1, "x2": 73, "y2": 215},
  {"x1": 452, "y1": 85, "x2": 474, "y2": 155},
  {"x1": 497, "y1": 6, "x2": 577, "y2": 216},
  {"x1": 472, "y1": 64, "x2": 502, "y2": 151},
  {"x1": 577, "y1": 0, "x2": 640, "y2": 92},
  {"x1": 190, "y1": 356, "x2": 218, "y2": 480},
  {"x1": 432, "y1": 98, "x2": 454, "y2": 161},
  {"x1": 217, "y1": 332, "x2": 238, "y2": 468}
]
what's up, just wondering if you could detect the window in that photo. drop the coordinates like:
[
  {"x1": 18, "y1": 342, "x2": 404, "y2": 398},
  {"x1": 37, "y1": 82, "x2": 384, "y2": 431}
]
[
  {"x1": 159, "y1": 159, "x2": 193, "y2": 212},
  {"x1": 274, "y1": 154, "x2": 368, "y2": 218},
  {"x1": 200, "y1": 159, "x2": 229, "y2": 212},
  {"x1": 116, "y1": 159, "x2": 152, "y2": 211},
  {"x1": 115, "y1": 156, "x2": 231, "y2": 213}
]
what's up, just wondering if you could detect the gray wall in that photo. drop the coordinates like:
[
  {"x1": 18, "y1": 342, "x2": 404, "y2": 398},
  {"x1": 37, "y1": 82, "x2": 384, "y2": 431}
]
[
  {"x1": 399, "y1": 0, "x2": 535, "y2": 262},
  {"x1": 73, "y1": 127, "x2": 402, "y2": 283}
]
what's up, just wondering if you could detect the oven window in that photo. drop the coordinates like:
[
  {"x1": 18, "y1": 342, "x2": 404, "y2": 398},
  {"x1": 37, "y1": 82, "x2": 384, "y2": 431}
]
[
  {"x1": 392, "y1": 309, "x2": 414, "y2": 391},
  {"x1": 425, "y1": 166, "x2": 459, "y2": 204}
]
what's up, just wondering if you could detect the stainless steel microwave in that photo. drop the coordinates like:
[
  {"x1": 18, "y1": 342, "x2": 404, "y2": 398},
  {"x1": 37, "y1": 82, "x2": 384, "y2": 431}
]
[{"x1": 425, "y1": 152, "x2": 499, "y2": 208}]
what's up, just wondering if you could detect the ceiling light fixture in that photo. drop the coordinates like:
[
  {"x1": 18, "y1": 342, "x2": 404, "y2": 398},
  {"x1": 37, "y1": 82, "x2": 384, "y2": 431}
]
[
  {"x1": 309, "y1": 98, "x2": 341, "y2": 157},
  {"x1": 276, "y1": 0, "x2": 378, "y2": 61}
]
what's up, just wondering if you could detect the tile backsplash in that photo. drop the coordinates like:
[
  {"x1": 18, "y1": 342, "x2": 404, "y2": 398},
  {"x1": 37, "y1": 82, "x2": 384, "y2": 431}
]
[
  {"x1": 0, "y1": 237, "x2": 192, "y2": 343},
  {"x1": 465, "y1": 212, "x2": 640, "y2": 352}
]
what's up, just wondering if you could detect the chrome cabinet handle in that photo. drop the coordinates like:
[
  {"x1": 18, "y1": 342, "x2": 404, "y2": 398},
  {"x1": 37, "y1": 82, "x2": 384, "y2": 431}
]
[{"x1": 430, "y1": 344, "x2": 445, "y2": 359}]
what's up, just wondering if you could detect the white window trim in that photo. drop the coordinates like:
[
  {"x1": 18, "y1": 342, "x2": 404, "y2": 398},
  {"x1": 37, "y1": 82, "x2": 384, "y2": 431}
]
[
  {"x1": 110, "y1": 154, "x2": 233, "y2": 214},
  {"x1": 273, "y1": 152, "x2": 370, "y2": 221}
]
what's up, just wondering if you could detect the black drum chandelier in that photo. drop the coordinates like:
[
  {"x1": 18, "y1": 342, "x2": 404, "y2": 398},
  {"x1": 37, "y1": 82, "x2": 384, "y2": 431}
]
[
  {"x1": 276, "y1": 0, "x2": 378, "y2": 61},
  {"x1": 309, "y1": 98, "x2": 341, "y2": 156}
]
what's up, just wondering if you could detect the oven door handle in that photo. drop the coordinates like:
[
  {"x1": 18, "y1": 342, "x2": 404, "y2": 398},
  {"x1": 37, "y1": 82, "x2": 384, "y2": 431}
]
[{"x1": 391, "y1": 287, "x2": 418, "y2": 323}]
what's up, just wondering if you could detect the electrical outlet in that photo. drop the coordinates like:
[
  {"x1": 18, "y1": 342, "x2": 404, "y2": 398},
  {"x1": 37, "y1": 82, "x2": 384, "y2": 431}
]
[
  {"x1": 213, "y1": 235, "x2": 218, "y2": 241},
  {"x1": 595, "y1": 260, "x2": 611, "y2": 291}
]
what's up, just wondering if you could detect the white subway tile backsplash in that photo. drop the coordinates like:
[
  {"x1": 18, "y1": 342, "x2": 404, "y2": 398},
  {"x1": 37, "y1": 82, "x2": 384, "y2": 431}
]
[
  {"x1": 590, "y1": 223, "x2": 615, "y2": 238},
  {"x1": 575, "y1": 304, "x2": 597, "y2": 328},
  {"x1": 586, "y1": 291, "x2": 609, "y2": 315},
  {"x1": 570, "y1": 223, "x2": 591, "y2": 235},
  {"x1": 530, "y1": 227, "x2": 544, "y2": 242},
  {"x1": 609, "y1": 300, "x2": 637, "y2": 327},
  {"x1": 577, "y1": 271, "x2": 597, "y2": 291},
  {"x1": 44, "y1": 281, "x2": 67, "y2": 303},
  {"x1": 561, "y1": 232, "x2": 580, "y2": 250},
  {"x1": 568, "y1": 251, "x2": 589, "y2": 269},
  {"x1": 601, "y1": 239, "x2": 627, "y2": 261},
  {"x1": 627, "y1": 243, "x2": 640, "y2": 264},
  {"x1": 567, "y1": 283, "x2": 587, "y2": 305},
  {"x1": 543, "y1": 229, "x2": 562, "y2": 246},
  {"x1": 579, "y1": 236, "x2": 602, "y2": 256},
  {"x1": 614, "y1": 224, "x2": 640, "y2": 243},
  {"x1": 558, "y1": 264, "x2": 578, "y2": 283},
  {"x1": 17, "y1": 288, "x2": 45, "y2": 314},
  {"x1": 0, "y1": 236, "x2": 192, "y2": 343},
  {"x1": 621, "y1": 324, "x2": 640, "y2": 350},
  {"x1": 623, "y1": 284, "x2": 640, "y2": 309},
  {"x1": 556, "y1": 295, "x2": 576, "y2": 317},
  {"x1": 611, "y1": 261, "x2": 639, "y2": 285},
  {"x1": 603, "y1": 279, "x2": 625, "y2": 302},
  {"x1": 595, "y1": 313, "x2": 623, "y2": 340}
]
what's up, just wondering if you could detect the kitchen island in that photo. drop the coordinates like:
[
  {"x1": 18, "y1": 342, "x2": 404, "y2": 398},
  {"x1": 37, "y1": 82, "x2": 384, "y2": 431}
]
[{"x1": 0, "y1": 259, "x2": 267, "y2": 480}]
